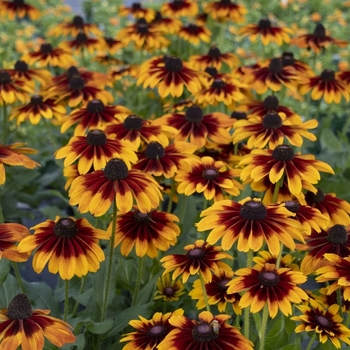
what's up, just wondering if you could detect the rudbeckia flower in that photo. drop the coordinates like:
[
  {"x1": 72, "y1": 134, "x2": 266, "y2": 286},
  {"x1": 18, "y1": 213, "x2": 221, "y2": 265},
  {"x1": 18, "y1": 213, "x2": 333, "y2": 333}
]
[
  {"x1": 69, "y1": 158, "x2": 163, "y2": 216},
  {"x1": 120, "y1": 309, "x2": 184, "y2": 350},
  {"x1": 55, "y1": 129, "x2": 138, "y2": 174},
  {"x1": 253, "y1": 250, "x2": 299, "y2": 270},
  {"x1": 0, "y1": 70, "x2": 33, "y2": 104},
  {"x1": 280, "y1": 51, "x2": 314, "y2": 77},
  {"x1": 158, "y1": 311, "x2": 253, "y2": 350},
  {"x1": 175, "y1": 156, "x2": 243, "y2": 201},
  {"x1": 17, "y1": 216, "x2": 110, "y2": 280},
  {"x1": 110, "y1": 206, "x2": 180, "y2": 258},
  {"x1": 204, "y1": 0, "x2": 247, "y2": 23},
  {"x1": 61, "y1": 33, "x2": 102, "y2": 55},
  {"x1": 160, "y1": 240, "x2": 232, "y2": 283},
  {"x1": 154, "y1": 273, "x2": 185, "y2": 302},
  {"x1": 96, "y1": 36, "x2": 123, "y2": 54},
  {"x1": 10, "y1": 95, "x2": 66, "y2": 125},
  {"x1": 178, "y1": 23, "x2": 211, "y2": 45},
  {"x1": 227, "y1": 263, "x2": 308, "y2": 318},
  {"x1": 0, "y1": 143, "x2": 39, "y2": 185},
  {"x1": 0, "y1": 0, "x2": 40, "y2": 20},
  {"x1": 154, "y1": 105, "x2": 233, "y2": 149},
  {"x1": 137, "y1": 55, "x2": 206, "y2": 98},
  {"x1": 196, "y1": 197, "x2": 304, "y2": 255},
  {"x1": 239, "y1": 18, "x2": 293, "y2": 46},
  {"x1": 119, "y1": 2, "x2": 156, "y2": 21},
  {"x1": 0, "y1": 293, "x2": 75, "y2": 350},
  {"x1": 299, "y1": 69, "x2": 349, "y2": 104},
  {"x1": 239, "y1": 145, "x2": 334, "y2": 197},
  {"x1": 291, "y1": 23, "x2": 348, "y2": 53},
  {"x1": 161, "y1": 0, "x2": 198, "y2": 18},
  {"x1": 292, "y1": 304, "x2": 350, "y2": 349},
  {"x1": 150, "y1": 11, "x2": 182, "y2": 34}
]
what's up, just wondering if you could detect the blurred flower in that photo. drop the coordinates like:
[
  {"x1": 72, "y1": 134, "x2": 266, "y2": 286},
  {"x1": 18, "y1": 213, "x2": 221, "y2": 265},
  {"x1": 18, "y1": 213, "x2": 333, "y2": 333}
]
[
  {"x1": 18, "y1": 216, "x2": 110, "y2": 280},
  {"x1": 318, "y1": 286, "x2": 350, "y2": 312},
  {"x1": 154, "y1": 274, "x2": 185, "y2": 302},
  {"x1": 227, "y1": 263, "x2": 308, "y2": 318},
  {"x1": 0, "y1": 0, "x2": 40, "y2": 20},
  {"x1": 120, "y1": 309, "x2": 184, "y2": 350},
  {"x1": 111, "y1": 206, "x2": 180, "y2": 258},
  {"x1": 118, "y1": 2, "x2": 156, "y2": 21},
  {"x1": 0, "y1": 293, "x2": 75, "y2": 349},
  {"x1": 150, "y1": 10, "x2": 182, "y2": 34},
  {"x1": 161, "y1": 0, "x2": 198, "y2": 18},
  {"x1": 175, "y1": 156, "x2": 243, "y2": 201},
  {"x1": 178, "y1": 23, "x2": 211, "y2": 45},
  {"x1": 160, "y1": 240, "x2": 232, "y2": 283},
  {"x1": 10, "y1": 95, "x2": 65, "y2": 125},
  {"x1": 0, "y1": 143, "x2": 39, "y2": 185},
  {"x1": 253, "y1": 250, "x2": 299, "y2": 270},
  {"x1": 292, "y1": 304, "x2": 350, "y2": 348},
  {"x1": 279, "y1": 51, "x2": 314, "y2": 77},
  {"x1": 204, "y1": 0, "x2": 247, "y2": 23},
  {"x1": 197, "y1": 197, "x2": 304, "y2": 255},
  {"x1": 96, "y1": 36, "x2": 123, "y2": 54},
  {"x1": 239, "y1": 18, "x2": 293, "y2": 45},
  {"x1": 0, "y1": 70, "x2": 33, "y2": 104},
  {"x1": 61, "y1": 33, "x2": 102, "y2": 55},
  {"x1": 55, "y1": 130, "x2": 138, "y2": 174},
  {"x1": 158, "y1": 311, "x2": 253, "y2": 350},
  {"x1": 69, "y1": 158, "x2": 163, "y2": 216}
]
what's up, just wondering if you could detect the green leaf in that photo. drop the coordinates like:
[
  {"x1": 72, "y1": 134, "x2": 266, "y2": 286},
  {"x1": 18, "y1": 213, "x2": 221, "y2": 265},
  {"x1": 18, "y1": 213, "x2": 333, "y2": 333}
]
[
  {"x1": 0, "y1": 274, "x2": 20, "y2": 308},
  {"x1": 0, "y1": 259, "x2": 11, "y2": 284},
  {"x1": 319, "y1": 129, "x2": 344, "y2": 153},
  {"x1": 312, "y1": 340, "x2": 337, "y2": 350},
  {"x1": 61, "y1": 333, "x2": 86, "y2": 350},
  {"x1": 85, "y1": 318, "x2": 113, "y2": 334},
  {"x1": 264, "y1": 313, "x2": 289, "y2": 350}
]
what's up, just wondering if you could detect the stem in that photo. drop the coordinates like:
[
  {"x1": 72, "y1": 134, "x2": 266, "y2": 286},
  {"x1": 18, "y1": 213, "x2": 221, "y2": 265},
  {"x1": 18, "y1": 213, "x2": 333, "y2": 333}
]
[
  {"x1": 305, "y1": 333, "x2": 316, "y2": 350},
  {"x1": 167, "y1": 179, "x2": 175, "y2": 213},
  {"x1": 199, "y1": 271, "x2": 210, "y2": 312},
  {"x1": 179, "y1": 195, "x2": 188, "y2": 224},
  {"x1": 12, "y1": 263, "x2": 25, "y2": 293},
  {"x1": 42, "y1": 117, "x2": 58, "y2": 150},
  {"x1": 258, "y1": 303, "x2": 269, "y2": 350},
  {"x1": 2, "y1": 103, "x2": 7, "y2": 145},
  {"x1": 244, "y1": 249, "x2": 253, "y2": 339},
  {"x1": 64, "y1": 279, "x2": 69, "y2": 321},
  {"x1": 272, "y1": 176, "x2": 283, "y2": 204},
  {"x1": 131, "y1": 256, "x2": 144, "y2": 307},
  {"x1": 72, "y1": 276, "x2": 86, "y2": 317},
  {"x1": 100, "y1": 200, "x2": 117, "y2": 321},
  {"x1": 337, "y1": 288, "x2": 343, "y2": 318}
]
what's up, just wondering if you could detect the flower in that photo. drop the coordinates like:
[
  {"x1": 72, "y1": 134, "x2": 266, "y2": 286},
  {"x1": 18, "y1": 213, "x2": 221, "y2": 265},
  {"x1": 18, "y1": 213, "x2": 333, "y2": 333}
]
[
  {"x1": 227, "y1": 263, "x2": 308, "y2": 318},
  {"x1": 239, "y1": 18, "x2": 293, "y2": 45},
  {"x1": 239, "y1": 145, "x2": 334, "y2": 197},
  {"x1": 299, "y1": 69, "x2": 349, "y2": 104},
  {"x1": 157, "y1": 311, "x2": 253, "y2": 350},
  {"x1": 110, "y1": 206, "x2": 180, "y2": 258},
  {"x1": 178, "y1": 23, "x2": 211, "y2": 45},
  {"x1": 291, "y1": 23, "x2": 348, "y2": 53},
  {"x1": 292, "y1": 304, "x2": 350, "y2": 349},
  {"x1": 175, "y1": 156, "x2": 243, "y2": 201},
  {"x1": 0, "y1": 0, "x2": 40, "y2": 20},
  {"x1": 161, "y1": 0, "x2": 198, "y2": 18},
  {"x1": 0, "y1": 143, "x2": 39, "y2": 185},
  {"x1": 137, "y1": 55, "x2": 206, "y2": 98},
  {"x1": 299, "y1": 224, "x2": 350, "y2": 275},
  {"x1": 0, "y1": 293, "x2": 75, "y2": 350},
  {"x1": 151, "y1": 11, "x2": 182, "y2": 34},
  {"x1": 204, "y1": 0, "x2": 247, "y2": 23},
  {"x1": 197, "y1": 197, "x2": 305, "y2": 255},
  {"x1": 154, "y1": 273, "x2": 185, "y2": 302},
  {"x1": 61, "y1": 33, "x2": 102, "y2": 55},
  {"x1": 69, "y1": 158, "x2": 163, "y2": 216},
  {"x1": 9, "y1": 95, "x2": 65, "y2": 125},
  {"x1": 253, "y1": 250, "x2": 299, "y2": 270},
  {"x1": 55, "y1": 130, "x2": 138, "y2": 174},
  {"x1": 0, "y1": 70, "x2": 33, "y2": 104},
  {"x1": 153, "y1": 105, "x2": 233, "y2": 149},
  {"x1": 0, "y1": 223, "x2": 30, "y2": 262},
  {"x1": 17, "y1": 216, "x2": 110, "y2": 280},
  {"x1": 160, "y1": 240, "x2": 232, "y2": 283},
  {"x1": 120, "y1": 309, "x2": 183, "y2": 350},
  {"x1": 118, "y1": 2, "x2": 156, "y2": 21}
]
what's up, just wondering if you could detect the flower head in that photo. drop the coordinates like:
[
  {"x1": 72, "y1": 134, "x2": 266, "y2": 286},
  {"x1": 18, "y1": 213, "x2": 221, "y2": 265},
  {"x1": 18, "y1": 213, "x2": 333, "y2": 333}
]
[
  {"x1": 0, "y1": 0, "x2": 41, "y2": 20},
  {"x1": 204, "y1": 0, "x2": 247, "y2": 23},
  {"x1": 154, "y1": 273, "x2": 185, "y2": 302}
]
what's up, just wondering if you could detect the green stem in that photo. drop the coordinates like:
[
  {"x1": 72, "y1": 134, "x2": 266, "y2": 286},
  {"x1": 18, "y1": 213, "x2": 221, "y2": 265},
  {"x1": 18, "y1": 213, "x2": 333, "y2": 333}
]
[
  {"x1": 42, "y1": 117, "x2": 58, "y2": 150},
  {"x1": 72, "y1": 276, "x2": 86, "y2": 317},
  {"x1": 345, "y1": 310, "x2": 350, "y2": 328},
  {"x1": 131, "y1": 256, "x2": 144, "y2": 307},
  {"x1": 64, "y1": 279, "x2": 69, "y2": 321},
  {"x1": 305, "y1": 333, "x2": 316, "y2": 350},
  {"x1": 167, "y1": 179, "x2": 175, "y2": 213},
  {"x1": 199, "y1": 271, "x2": 210, "y2": 312},
  {"x1": 244, "y1": 249, "x2": 253, "y2": 339},
  {"x1": 100, "y1": 200, "x2": 117, "y2": 321},
  {"x1": 258, "y1": 303, "x2": 269, "y2": 350},
  {"x1": 337, "y1": 288, "x2": 343, "y2": 318},
  {"x1": 272, "y1": 176, "x2": 283, "y2": 204},
  {"x1": 179, "y1": 195, "x2": 188, "y2": 224},
  {"x1": 12, "y1": 263, "x2": 24, "y2": 293},
  {"x1": 2, "y1": 103, "x2": 7, "y2": 145}
]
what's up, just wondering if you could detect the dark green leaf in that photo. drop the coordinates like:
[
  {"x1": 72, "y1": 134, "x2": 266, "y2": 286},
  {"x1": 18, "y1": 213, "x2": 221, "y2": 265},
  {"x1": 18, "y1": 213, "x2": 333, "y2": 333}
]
[
  {"x1": 86, "y1": 318, "x2": 113, "y2": 334},
  {"x1": 0, "y1": 274, "x2": 21, "y2": 308}
]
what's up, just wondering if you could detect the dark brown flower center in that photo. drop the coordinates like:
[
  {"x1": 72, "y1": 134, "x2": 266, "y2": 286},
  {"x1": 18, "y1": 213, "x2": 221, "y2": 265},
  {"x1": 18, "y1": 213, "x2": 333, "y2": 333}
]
[
  {"x1": 132, "y1": 2, "x2": 142, "y2": 10},
  {"x1": 262, "y1": 112, "x2": 282, "y2": 129},
  {"x1": 320, "y1": 69, "x2": 335, "y2": 81},
  {"x1": 76, "y1": 33, "x2": 88, "y2": 43},
  {"x1": 187, "y1": 247, "x2": 205, "y2": 259},
  {"x1": 284, "y1": 201, "x2": 300, "y2": 213},
  {"x1": 14, "y1": 60, "x2": 28, "y2": 72},
  {"x1": 137, "y1": 18, "x2": 149, "y2": 34},
  {"x1": 0, "y1": 71, "x2": 11, "y2": 84},
  {"x1": 258, "y1": 18, "x2": 271, "y2": 29},
  {"x1": 30, "y1": 95, "x2": 43, "y2": 105},
  {"x1": 272, "y1": 145, "x2": 294, "y2": 161},
  {"x1": 240, "y1": 200, "x2": 267, "y2": 220},
  {"x1": 305, "y1": 188, "x2": 325, "y2": 204},
  {"x1": 185, "y1": 105, "x2": 203, "y2": 123},
  {"x1": 315, "y1": 315, "x2": 331, "y2": 327},
  {"x1": 14, "y1": 0, "x2": 25, "y2": 4},
  {"x1": 144, "y1": 142, "x2": 165, "y2": 159},
  {"x1": 205, "y1": 67, "x2": 218, "y2": 77},
  {"x1": 208, "y1": 47, "x2": 221, "y2": 58},
  {"x1": 163, "y1": 286, "x2": 175, "y2": 297},
  {"x1": 67, "y1": 66, "x2": 80, "y2": 79},
  {"x1": 218, "y1": 279, "x2": 230, "y2": 290},
  {"x1": 212, "y1": 78, "x2": 226, "y2": 89},
  {"x1": 220, "y1": 0, "x2": 232, "y2": 4},
  {"x1": 69, "y1": 76, "x2": 85, "y2": 90},
  {"x1": 40, "y1": 43, "x2": 53, "y2": 54},
  {"x1": 86, "y1": 130, "x2": 107, "y2": 146},
  {"x1": 263, "y1": 95, "x2": 279, "y2": 110},
  {"x1": 327, "y1": 225, "x2": 348, "y2": 245},
  {"x1": 268, "y1": 58, "x2": 283, "y2": 73},
  {"x1": 281, "y1": 52, "x2": 295, "y2": 67},
  {"x1": 153, "y1": 11, "x2": 163, "y2": 23},
  {"x1": 134, "y1": 211, "x2": 150, "y2": 222},
  {"x1": 164, "y1": 56, "x2": 183, "y2": 72},
  {"x1": 313, "y1": 23, "x2": 326, "y2": 38},
  {"x1": 73, "y1": 15, "x2": 84, "y2": 26},
  {"x1": 123, "y1": 115, "x2": 143, "y2": 130},
  {"x1": 7, "y1": 294, "x2": 32, "y2": 320},
  {"x1": 192, "y1": 323, "x2": 218, "y2": 342},
  {"x1": 202, "y1": 168, "x2": 219, "y2": 180},
  {"x1": 54, "y1": 218, "x2": 78, "y2": 238},
  {"x1": 104, "y1": 158, "x2": 129, "y2": 180},
  {"x1": 187, "y1": 23, "x2": 199, "y2": 33},
  {"x1": 87, "y1": 99, "x2": 105, "y2": 113},
  {"x1": 258, "y1": 270, "x2": 280, "y2": 286},
  {"x1": 231, "y1": 111, "x2": 247, "y2": 120},
  {"x1": 173, "y1": 0, "x2": 184, "y2": 9},
  {"x1": 148, "y1": 325, "x2": 167, "y2": 338}
]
